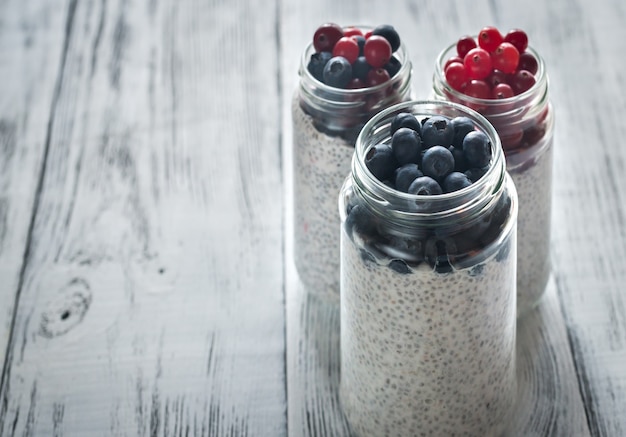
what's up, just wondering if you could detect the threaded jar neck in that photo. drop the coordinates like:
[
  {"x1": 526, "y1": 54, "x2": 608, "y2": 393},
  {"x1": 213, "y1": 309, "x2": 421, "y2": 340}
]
[
  {"x1": 350, "y1": 100, "x2": 507, "y2": 236},
  {"x1": 432, "y1": 43, "x2": 551, "y2": 153},
  {"x1": 298, "y1": 31, "x2": 412, "y2": 136}
]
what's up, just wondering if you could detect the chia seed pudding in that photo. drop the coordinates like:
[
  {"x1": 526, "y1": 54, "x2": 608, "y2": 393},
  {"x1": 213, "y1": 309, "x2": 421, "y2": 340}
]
[
  {"x1": 339, "y1": 101, "x2": 518, "y2": 436},
  {"x1": 432, "y1": 32, "x2": 554, "y2": 315},
  {"x1": 292, "y1": 95, "x2": 359, "y2": 298},
  {"x1": 507, "y1": 131, "x2": 553, "y2": 313},
  {"x1": 292, "y1": 24, "x2": 412, "y2": 299}
]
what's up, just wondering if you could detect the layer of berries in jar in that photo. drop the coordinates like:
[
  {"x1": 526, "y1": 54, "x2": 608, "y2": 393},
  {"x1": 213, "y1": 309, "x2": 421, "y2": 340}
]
[
  {"x1": 432, "y1": 26, "x2": 554, "y2": 316},
  {"x1": 339, "y1": 100, "x2": 518, "y2": 437},
  {"x1": 292, "y1": 23, "x2": 412, "y2": 299}
]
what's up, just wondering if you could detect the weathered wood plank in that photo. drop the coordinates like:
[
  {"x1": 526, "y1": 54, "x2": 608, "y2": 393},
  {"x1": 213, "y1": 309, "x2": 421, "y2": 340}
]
[
  {"x1": 1, "y1": 0, "x2": 624, "y2": 435},
  {"x1": 508, "y1": 282, "x2": 590, "y2": 437},
  {"x1": 542, "y1": 1, "x2": 626, "y2": 435},
  {"x1": 0, "y1": 0, "x2": 72, "y2": 372},
  {"x1": 281, "y1": 1, "x2": 592, "y2": 435},
  {"x1": 0, "y1": 0, "x2": 286, "y2": 435}
]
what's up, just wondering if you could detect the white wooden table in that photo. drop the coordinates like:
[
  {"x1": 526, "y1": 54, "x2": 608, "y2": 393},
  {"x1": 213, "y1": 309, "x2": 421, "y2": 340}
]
[{"x1": 0, "y1": 0, "x2": 624, "y2": 435}]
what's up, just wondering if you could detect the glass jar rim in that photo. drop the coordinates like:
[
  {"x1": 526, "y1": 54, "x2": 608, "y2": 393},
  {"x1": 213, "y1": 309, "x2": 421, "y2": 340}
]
[
  {"x1": 352, "y1": 99, "x2": 506, "y2": 223},
  {"x1": 299, "y1": 39, "x2": 412, "y2": 98},
  {"x1": 298, "y1": 26, "x2": 413, "y2": 134}
]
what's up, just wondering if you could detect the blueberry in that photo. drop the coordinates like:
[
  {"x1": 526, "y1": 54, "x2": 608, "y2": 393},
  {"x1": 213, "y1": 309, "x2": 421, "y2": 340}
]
[
  {"x1": 421, "y1": 145, "x2": 455, "y2": 181},
  {"x1": 424, "y1": 238, "x2": 455, "y2": 273},
  {"x1": 478, "y1": 194, "x2": 513, "y2": 248},
  {"x1": 382, "y1": 178, "x2": 396, "y2": 190},
  {"x1": 352, "y1": 56, "x2": 371, "y2": 80},
  {"x1": 465, "y1": 210, "x2": 493, "y2": 240},
  {"x1": 448, "y1": 145, "x2": 468, "y2": 172},
  {"x1": 442, "y1": 171, "x2": 473, "y2": 193},
  {"x1": 421, "y1": 116, "x2": 455, "y2": 148},
  {"x1": 371, "y1": 24, "x2": 401, "y2": 52},
  {"x1": 353, "y1": 35, "x2": 366, "y2": 55},
  {"x1": 491, "y1": 193, "x2": 512, "y2": 227},
  {"x1": 388, "y1": 259, "x2": 410, "y2": 274},
  {"x1": 451, "y1": 233, "x2": 481, "y2": 257},
  {"x1": 463, "y1": 131, "x2": 492, "y2": 168},
  {"x1": 344, "y1": 204, "x2": 377, "y2": 240},
  {"x1": 469, "y1": 264, "x2": 485, "y2": 276},
  {"x1": 365, "y1": 143, "x2": 397, "y2": 181},
  {"x1": 394, "y1": 163, "x2": 423, "y2": 193},
  {"x1": 496, "y1": 239, "x2": 512, "y2": 262},
  {"x1": 390, "y1": 112, "x2": 421, "y2": 136},
  {"x1": 450, "y1": 116, "x2": 476, "y2": 148},
  {"x1": 379, "y1": 234, "x2": 425, "y2": 263},
  {"x1": 391, "y1": 127, "x2": 422, "y2": 165},
  {"x1": 359, "y1": 248, "x2": 376, "y2": 264},
  {"x1": 322, "y1": 56, "x2": 352, "y2": 88},
  {"x1": 464, "y1": 167, "x2": 487, "y2": 182},
  {"x1": 384, "y1": 56, "x2": 402, "y2": 78},
  {"x1": 307, "y1": 51, "x2": 332, "y2": 82},
  {"x1": 407, "y1": 176, "x2": 443, "y2": 196}
]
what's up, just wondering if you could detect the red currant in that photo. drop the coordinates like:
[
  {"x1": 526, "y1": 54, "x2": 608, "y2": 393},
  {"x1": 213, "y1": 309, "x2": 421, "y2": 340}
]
[
  {"x1": 492, "y1": 83, "x2": 515, "y2": 99},
  {"x1": 347, "y1": 77, "x2": 366, "y2": 89},
  {"x1": 477, "y1": 26, "x2": 503, "y2": 52},
  {"x1": 463, "y1": 47, "x2": 493, "y2": 80},
  {"x1": 343, "y1": 27, "x2": 363, "y2": 38},
  {"x1": 364, "y1": 35, "x2": 392, "y2": 68},
  {"x1": 491, "y1": 42, "x2": 520, "y2": 74},
  {"x1": 444, "y1": 56, "x2": 464, "y2": 71},
  {"x1": 332, "y1": 36, "x2": 360, "y2": 64},
  {"x1": 364, "y1": 30, "x2": 373, "y2": 39},
  {"x1": 464, "y1": 80, "x2": 491, "y2": 99},
  {"x1": 456, "y1": 35, "x2": 477, "y2": 58},
  {"x1": 517, "y1": 52, "x2": 538, "y2": 75},
  {"x1": 501, "y1": 129, "x2": 524, "y2": 151},
  {"x1": 446, "y1": 27, "x2": 538, "y2": 101},
  {"x1": 444, "y1": 61, "x2": 468, "y2": 91},
  {"x1": 509, "y1": 69, "x2": 536, "y2": 94},
  {"x1": 504, "y1": 29, "x2": 528, "y2": 53},
  {"x1": 366, "y1": 67, "x2": 391, "y2": 86},
  {"x1": 536, "y1": 105, "x2": 550, "y2": 124},
  {"x1": 486, "y1": 69, "x2": 507, "y2": 88},
  {"x1": 522, "y1": 124, "x2": 546, "y2": 147},
  {"x1": 313, "y1": 23, "x2": 344, "y2": 52}
]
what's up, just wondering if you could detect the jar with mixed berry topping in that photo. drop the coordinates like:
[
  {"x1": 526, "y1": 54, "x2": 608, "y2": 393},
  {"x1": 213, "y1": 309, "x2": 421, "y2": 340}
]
[
  {"x1": 432, "y1": 27, "x2": 554, "y2": 316},
  {"x1": 292, "y1": 23, "x2": 412, "y2": 299},
  {"x1": 339, "y1": 100, "x2": 518, "y2": 437}
]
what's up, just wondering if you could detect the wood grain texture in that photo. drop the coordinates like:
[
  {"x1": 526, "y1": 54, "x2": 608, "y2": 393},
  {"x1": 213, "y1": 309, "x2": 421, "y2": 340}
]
[
  {"x1": 1, "y1": 0, "x2": 625, "y2": 435},
  {"x1": 542, "y1": 1, "x2": 626, "y2": 435},
  {"x1": 0, "y1": 0, "x2": 286, "y2": 435},
  {"x1": 0, "y1": 0, "x2": 72, "y2": 372},
  {"x1": 508, "y1": 281, "x2": 590, "y2": 437}
]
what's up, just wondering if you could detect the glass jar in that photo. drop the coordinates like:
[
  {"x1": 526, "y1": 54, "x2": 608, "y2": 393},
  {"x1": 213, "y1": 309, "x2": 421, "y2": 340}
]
[
  {"x1": 339, "y1": 100, "x2": 518, "y2": 437},
  {"x1": 432, "y1": 43, "x2": 554, "y2": 316},
  {"x1": 292, "y1": 30, "x2": 412, "y2": 300}
]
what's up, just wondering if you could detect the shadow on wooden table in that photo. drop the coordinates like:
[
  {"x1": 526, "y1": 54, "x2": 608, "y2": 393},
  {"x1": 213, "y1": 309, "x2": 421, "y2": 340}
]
[
  {"x1": 287, "y1": 279, "x2": 353, "y2": 437},
  {"x1": 288, "y1": 274, "x2": 589, "y2": 437},
  {"x1": 505, "y1": 277, "x2": 590, "y2": 436}
]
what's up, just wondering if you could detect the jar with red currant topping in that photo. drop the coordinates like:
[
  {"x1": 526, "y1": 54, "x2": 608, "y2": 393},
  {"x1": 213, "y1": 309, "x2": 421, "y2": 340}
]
[
  {"x1": 339, "y1": 100, "x2": 518, "y2": 437},
  {"x1": 292, "y1": 23, "x2": 412, "y2": 299},
  {"x1": 432, "y1": 27, "x2": 554, "y2": 316}
]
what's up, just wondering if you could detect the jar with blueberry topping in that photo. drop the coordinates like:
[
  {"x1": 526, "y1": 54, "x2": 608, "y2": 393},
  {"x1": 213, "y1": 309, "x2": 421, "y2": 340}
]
[
  {"x1": 292, "y1": 24, "x2": 412, "y2": 300},
  {"x1": 432, "y1": 27, "x2": 554, "y2": 316},
  {"x1": 339, "y1": 100, "x2": 518, "y2": 437}
]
